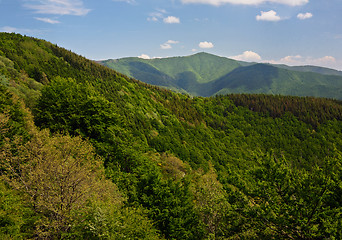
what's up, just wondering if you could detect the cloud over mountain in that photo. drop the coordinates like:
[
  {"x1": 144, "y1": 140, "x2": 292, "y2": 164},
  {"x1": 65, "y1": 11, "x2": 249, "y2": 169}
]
[
  {"x1": 0, "y1": 26, "x2": 41, "y2": 35},
  {"x1": 230, "y1": 51, "x2": 262, "y2": 61},
  {"x1": 199, "y1": 41, "x2": 214, "y2": 49},
  {"x1": 279, "y1": 55, "x2": 336, "y2": 66},
  {"x1": 138, "y1": 54, "x2": 151, "y2": 59}
]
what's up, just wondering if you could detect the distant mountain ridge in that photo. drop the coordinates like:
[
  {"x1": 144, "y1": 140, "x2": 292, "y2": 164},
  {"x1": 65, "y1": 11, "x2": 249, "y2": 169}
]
[{"x1": 100, "y1": 52, "x2": 342, "y2": 99}]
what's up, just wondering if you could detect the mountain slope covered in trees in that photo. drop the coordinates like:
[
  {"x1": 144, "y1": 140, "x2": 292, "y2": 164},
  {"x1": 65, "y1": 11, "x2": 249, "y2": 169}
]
[
  {"x1": 100, "y1": 52, "x2": 342, "y2": 98},
  {"x1": 1, "y1": 33, "x2": 342, "y2": 239}
]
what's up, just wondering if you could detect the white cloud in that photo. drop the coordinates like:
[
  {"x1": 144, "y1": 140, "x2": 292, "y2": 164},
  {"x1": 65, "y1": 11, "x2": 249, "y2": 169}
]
[
  {"x1": 281, "y1": 55, "x2": 336, "y2": 65},
  {"x1": 230, "y1": 51, "x2": 262, "y2": 62},
  {"x1": 266, "y1": 55, "x2": 338, "y2": 69},
  {"x1": 138, "y1": 54, "x2": 151, "y2": 59},
  {"x1": 112, "y1": 0, "x2": 136, "y2": 4},
  {"x1": 199, "y1": 41, "x2": 214, "y2": 49},
  {"x1": 166, "y1": 40, "x2": 180, "y2": 44},
  {"x1": 227, "y1": 51, "x2": 339, "y2": 70},
  {"x1": 160, "y1": 40, "x2": 180, "y2": 49},
  {"x1": 35, "y1": 17, "x2": 60, "y2": 24},
  {"x1": 24, "y1": 0, "x2": 90, "y2": 16},
  {"x1": 163, "y1": 16, "x2": 180, "y2": 24},
  {"x1": 147, "y1": 16, "x2": 159, "y2": 22},
  {"x1": 180, "y1": 0, "x2": 308, "y2": 6},
  {"x1": 312, "y1": 56, "x2": 336, "y2": 66},
  {"x1": 0, "y1": 26, "x2": 42, "y2": 35},
  {"x1": 156, "y1": 8, "x2": 167, "y2": 14},
  {"x1": 192, "y1": 49, "x2": 198, "y2": 52},
  {"x1": 256, "y1": 10, "x2": 281, "y2": 21},
  {"x1": 297, "y1": 12, "x2": 313, "y2": 20},
  {"x1": 161, "y1": 43, "x2": 172, "y2": 49},
  {"x1": 147, "y1": 11, "x2": 164, "y2": 22},
  {"x1": 0, "y1": 26, "x2": 18, "y2": 33},
  {"x1": 150, "y1": 12, "x2": 164, "y2": 18},
  {"x1": 148, "y1": 9, "x2": 179, "y2": 23},
  {"x1": 317, "y1": 56, "x2": 336, "y2": 63},
  {"x1": 279, "y1": 55, "x2": 302, "y2": 64}
]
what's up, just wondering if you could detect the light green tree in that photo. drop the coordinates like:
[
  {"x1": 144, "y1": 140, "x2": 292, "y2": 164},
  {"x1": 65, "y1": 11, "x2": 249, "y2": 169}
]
[
  {"x1": 247, "y1": 153, "x2": 342, "y2": 239},
  {"x1": 191, "y1": 164, "x2": 230, "y2": 239},
  {"x1": 1, "y1": 128, "x2": 122, "y2": 239}
]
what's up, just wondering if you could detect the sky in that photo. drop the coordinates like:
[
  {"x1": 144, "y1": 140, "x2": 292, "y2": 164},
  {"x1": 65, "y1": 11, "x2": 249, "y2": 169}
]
[{"x1": 0, "y1": 0, "x2": 341, "y2": 70}]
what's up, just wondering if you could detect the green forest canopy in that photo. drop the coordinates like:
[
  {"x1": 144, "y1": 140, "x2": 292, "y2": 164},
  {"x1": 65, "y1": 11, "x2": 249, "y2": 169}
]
[{"x1": 0, "y1": 33, "x2": 342, "y2": 239}]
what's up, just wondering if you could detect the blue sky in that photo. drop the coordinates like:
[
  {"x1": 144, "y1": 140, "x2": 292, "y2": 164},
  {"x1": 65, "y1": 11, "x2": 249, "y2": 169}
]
[{"x1": 1, "y1": 0, "x2": 341, "y2": 70}]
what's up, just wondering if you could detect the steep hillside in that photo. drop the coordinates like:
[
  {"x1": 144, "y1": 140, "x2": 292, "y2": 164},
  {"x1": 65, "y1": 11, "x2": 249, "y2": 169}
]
[
  {"x1": 1, "y1": 33, "x2": 342, "y2": 239},
  {"x1": 100, "y1": 53, "x2": 342, "y2": 99}
]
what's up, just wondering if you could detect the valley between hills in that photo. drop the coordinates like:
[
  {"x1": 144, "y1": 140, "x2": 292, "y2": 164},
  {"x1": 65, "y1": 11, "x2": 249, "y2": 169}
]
[{"x1": 1, "y1": 33, "x2": 342, "y2": 239}]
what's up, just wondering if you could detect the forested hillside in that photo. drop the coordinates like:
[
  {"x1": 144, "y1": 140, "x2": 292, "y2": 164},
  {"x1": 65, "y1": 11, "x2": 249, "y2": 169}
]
[
  {"x1": 1, "y1": 33, "x2": 342, "y2": 239},
  {"x1": 100, "y1": 53, "x2": 342, "y2": 98}
]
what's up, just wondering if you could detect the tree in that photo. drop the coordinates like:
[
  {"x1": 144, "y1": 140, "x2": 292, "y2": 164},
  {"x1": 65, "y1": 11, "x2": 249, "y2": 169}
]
[
  {"x1": 1, "y1": 87, "x2": 163, "y2": 239},
  {"x1": 34, "y1": 76, "x2": 120, "y2": 140},
  {"x1": 191, "y1": 164, "x2": 230, "y2": 239},
  {"x1": 1, "y1": 129, "x2": 122, "y2": 239},
  {"x1": 246, "y1": 153, "x2": 342, "y2": 239},
  {"x1": 136, "y1": 173, "x2": 205, "y2": 240},
  {"x1": 0, "y1": 180, "x2": 33, "y2": 239}
]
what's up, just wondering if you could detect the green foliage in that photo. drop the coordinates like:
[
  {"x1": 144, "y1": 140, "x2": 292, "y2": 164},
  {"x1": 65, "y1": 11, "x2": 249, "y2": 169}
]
[
  {"x1": 228, "y1": 93, "x2": 342, "y2": 128},
  {"x1": 136, "y1": 174, "x2": 205, "y2": 240},
  {"x1": 0, "y1": 180, "x2": 33, "y2": 239},
  {"x1": 69, "y1": 189, "x2": 162, "y2": 240},
  {"x1": 34, "y1": 77, "x2": 120, "y2": 139},
  {"x1": 0, "y1": 53, "x2": 43, "y2": 110},
  {"x1": 191, "y1": 165, "x2": 230, "y2": 239},
  {"x1": 0, "y1": 85, "x2": 30, "y2": 146},
  {"x1": 1, "y1": 114, "x2": 161, "y2": 239},
  {"x1": 244, "y1": 153, "x2": 342, "y2": 239},
  {"x1": 2, "y1": 128, "x2": 116, "y2": 238},
  {"x1": 0, "y1": 56, "x2": 18, "y2": 80},
  {"x1": 1, "y1": 32, "x2": 342, "y2": 239}
]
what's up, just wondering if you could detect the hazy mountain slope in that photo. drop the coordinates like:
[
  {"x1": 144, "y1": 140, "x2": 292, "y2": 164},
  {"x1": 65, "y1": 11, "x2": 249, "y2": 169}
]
[
  {"x1": 206, "y1": 64, "x2": 279, "y2": 96},
  {"x1": 122, "y1": 61, "x2": 177, "y2": 87},
  {"x1": 101, "y1": 53, "x2": 342, "y2": 99},
  {"x1": 210, "y1": 64, "x2": 342, "y2": 98},
  {"x1": 276, "y1": 64, "x2": 342, "y2": 77}
]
